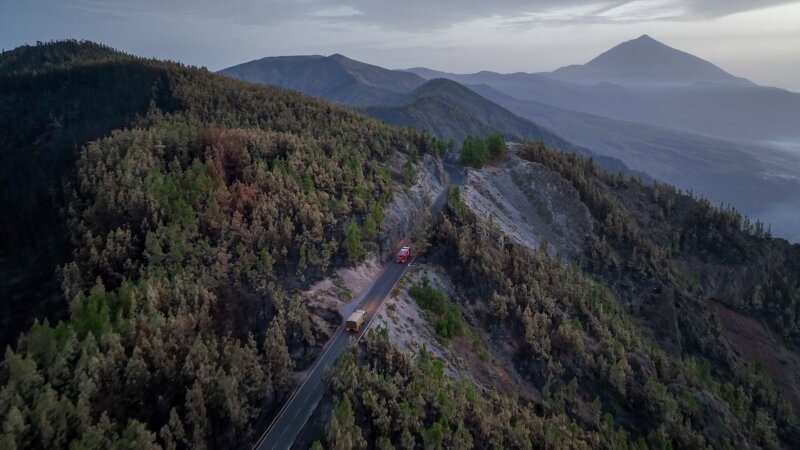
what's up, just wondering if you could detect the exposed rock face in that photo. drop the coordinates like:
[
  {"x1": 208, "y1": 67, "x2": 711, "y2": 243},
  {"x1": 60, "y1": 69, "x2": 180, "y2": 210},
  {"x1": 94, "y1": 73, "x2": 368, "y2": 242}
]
[
  {"x1": 463, "y1": 154, "x2": 592, "y2": 260},
  {"x1": 379, "y1": 153, "x2": 446, "y2": 261}
]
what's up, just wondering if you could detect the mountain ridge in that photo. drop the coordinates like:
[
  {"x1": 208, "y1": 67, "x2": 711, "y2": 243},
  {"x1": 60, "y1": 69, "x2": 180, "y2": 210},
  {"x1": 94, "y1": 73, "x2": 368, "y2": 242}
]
[
  {"x1": 0, "y1": 39, "x2": 127, "y2": 74},
  {"x1": 220, "y1": 53, "x2": 425, "y2": 106},
  {"x1": 404, "y1": 37, "x2": 800, "y2": 142}
]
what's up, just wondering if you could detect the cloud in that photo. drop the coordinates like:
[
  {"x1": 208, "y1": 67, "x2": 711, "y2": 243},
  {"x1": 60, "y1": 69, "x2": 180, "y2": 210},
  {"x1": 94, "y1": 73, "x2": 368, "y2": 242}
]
[
  {"x1": 27, "y1": 0, "x2": 800, "y2": 31},
  {"x1": 341, "y1": 0, "x2": 797, "y2": 29},
  {"x1": 310, "y1": 6, "x2": 364, "y2": 18}
]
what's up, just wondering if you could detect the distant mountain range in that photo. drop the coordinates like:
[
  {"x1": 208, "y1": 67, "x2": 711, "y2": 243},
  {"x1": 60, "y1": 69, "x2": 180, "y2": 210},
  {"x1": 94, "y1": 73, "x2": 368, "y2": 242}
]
[
  {"x1": 220, "y1": 55, "x2": 635, "y2": 174},
  {"x1": 407, "y1": 35, "x2": 800, "y2": 143},
  {"x1": 220, "y1": 35, "x2": 800, "y2": 242},
  {"x1": 220, "y1": 53, "x2": 425, "y2": 106}
]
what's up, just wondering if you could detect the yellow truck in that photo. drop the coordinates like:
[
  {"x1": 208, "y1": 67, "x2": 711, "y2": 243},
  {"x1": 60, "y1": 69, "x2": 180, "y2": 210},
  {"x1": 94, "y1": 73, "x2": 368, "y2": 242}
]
[{"x1": 345, "y1": 309, "x2": 367, "y2": 333}]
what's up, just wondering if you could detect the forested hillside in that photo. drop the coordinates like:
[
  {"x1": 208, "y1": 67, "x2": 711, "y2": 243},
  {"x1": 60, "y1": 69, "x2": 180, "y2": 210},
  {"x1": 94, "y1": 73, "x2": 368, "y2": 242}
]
[
  {"x1": 514, "y1": 142, "x2": 800, "y2": 349},
  {"x1": 1, "y1": 40, "x2": 177, "y2": 347},
  {"x1": 3, "y1": 40, "x2": 799, "y2": 450},
  {"x1": 311, "y1": 142, "x2": 800, "y2": 449},
  {"x1": 0, "y1": 40, "x2": 126, "y2": 74},
  {"x1": 0, "y1": 41, "x2": 431, "y2": 449}
]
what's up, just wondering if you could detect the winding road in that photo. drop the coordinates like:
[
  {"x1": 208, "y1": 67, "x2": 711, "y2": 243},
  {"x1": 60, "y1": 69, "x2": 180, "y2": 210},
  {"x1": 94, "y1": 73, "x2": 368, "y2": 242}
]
[{"x1": 252, "y1": 162, "x2": 464, "y2": 450}]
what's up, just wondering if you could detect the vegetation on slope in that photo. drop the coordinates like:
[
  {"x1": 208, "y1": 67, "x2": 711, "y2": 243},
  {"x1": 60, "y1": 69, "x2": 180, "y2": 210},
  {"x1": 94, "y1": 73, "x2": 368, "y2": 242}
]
[
  {"x1": 319, "y1": 329, "x2": 616, "y2": 449},
  {"x1": 459, "y1": 133, "x2": 506, "y2": 168},
  {"x1": 440, "y1": 196, "x2": 795, "y2": 448},
  {"x1": 314, "y1": 141, "x2": 799, "y2": 449},
  {"x1": 517, "y1": 141, "x2": 800, "y2": 347},
  {"x1": 1, "y1": 41, "x2": 179, "y2": 346},
  {"x1": 0, "y1": 41, "x2": 435, "y2": 449},
  {"x1": 0, "y1": 40, "x2": 127, "y2": 74},
  {"x1": 408, "y1": 277, "x2": 465, "y2": 340}
]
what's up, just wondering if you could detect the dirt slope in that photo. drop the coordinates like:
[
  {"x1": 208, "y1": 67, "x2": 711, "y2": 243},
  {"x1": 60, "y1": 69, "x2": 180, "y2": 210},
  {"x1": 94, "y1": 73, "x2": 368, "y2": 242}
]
[{"x1": 462, "y1": 153, "x2": 592, "y2": 259}]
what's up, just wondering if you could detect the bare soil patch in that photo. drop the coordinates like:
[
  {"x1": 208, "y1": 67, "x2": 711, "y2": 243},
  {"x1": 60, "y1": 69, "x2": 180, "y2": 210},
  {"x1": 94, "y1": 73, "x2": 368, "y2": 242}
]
[
  {"x1": 372, "y1": 264, "x2": 539, "y2": 400},
  {"x1": 463, "y1": 154, "x2": 591, "y2": 260},
  {"x1": 711, "y1": 300, "x2": 800, "y2": 414}
]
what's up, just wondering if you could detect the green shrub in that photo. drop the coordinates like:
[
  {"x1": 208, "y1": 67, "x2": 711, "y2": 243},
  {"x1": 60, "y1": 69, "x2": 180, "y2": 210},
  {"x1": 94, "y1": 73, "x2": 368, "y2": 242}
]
[
  {"x1": 460, "y1": 133, "x2": 505, "y2": 168},
  {"x1": 409, "y1": 276, "x2": 464, "y2": 340}
]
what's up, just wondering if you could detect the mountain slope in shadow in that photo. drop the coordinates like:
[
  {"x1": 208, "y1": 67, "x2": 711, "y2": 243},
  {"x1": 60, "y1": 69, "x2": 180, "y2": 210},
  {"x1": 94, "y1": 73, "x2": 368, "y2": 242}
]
[{"x1": 364, "y1": 78, "x2": 635, "y2": 174}]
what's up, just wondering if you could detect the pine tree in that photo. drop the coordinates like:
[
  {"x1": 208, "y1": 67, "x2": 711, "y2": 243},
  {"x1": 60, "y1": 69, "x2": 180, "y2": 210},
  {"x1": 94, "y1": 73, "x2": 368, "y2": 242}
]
[
  {"x1": 326, "y1": 396, "x2": 365, "y2": 450},
  {"x1": 345, "y1": 221, "x2": 365, "y2": 264},
  {"x1": 264, "y1": 315, "x2": 292, "y2": 395},
  {"x1": 159, "y1": 407, "x2": 186, "y2": 450},
  {"x1": 287, "y1": 295, "x2": 315, "y2": 356},
  {"x1": 32, "y1": 385, "x2": 72, "y2": 447},
  {"x1": 460, "y1": 135, "x2": 489, "y2": 167},
  {"x1": 332, "y1": 350, "x2": 360, "y2": 399},
  {"x1": 185, "y1": 381, "x2": 208, "y2": 450},
  {"x1": 486, "y1": 133, "x2": 506, "y2": 161},
  {"x1": 116, "y1": 419, "x2": 159, "y2": 449},
  {"x1": 2, "y1": 405, "x2": 26, "y2": 448},
  {"x1": 403, "y1": 159, "x2": 416, "y2": 187},
  {"x1": 363, "y1": 214, "x2": 378, "y2": 241},
  {"x1": 124, "y1": 346, "x2": 150, "y2": 398}
]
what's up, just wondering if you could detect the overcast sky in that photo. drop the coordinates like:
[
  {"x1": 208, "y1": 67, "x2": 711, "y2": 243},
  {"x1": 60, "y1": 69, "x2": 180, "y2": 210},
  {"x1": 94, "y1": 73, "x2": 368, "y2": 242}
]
[{"x1": 2, "y1": 0, "x2": 799, "y2": 91}]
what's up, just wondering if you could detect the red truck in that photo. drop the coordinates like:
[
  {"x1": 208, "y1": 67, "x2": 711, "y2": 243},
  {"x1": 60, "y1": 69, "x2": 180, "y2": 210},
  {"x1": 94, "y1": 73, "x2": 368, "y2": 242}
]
[{"x1": 396, "y1": 246, "x2": 412, "y2": 264}]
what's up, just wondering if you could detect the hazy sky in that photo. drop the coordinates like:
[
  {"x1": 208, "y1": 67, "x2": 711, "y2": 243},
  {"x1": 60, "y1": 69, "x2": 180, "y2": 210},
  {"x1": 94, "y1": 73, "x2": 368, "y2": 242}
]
[{"x1": 2, "y1": 0, "x2": 799, "y2": 91}]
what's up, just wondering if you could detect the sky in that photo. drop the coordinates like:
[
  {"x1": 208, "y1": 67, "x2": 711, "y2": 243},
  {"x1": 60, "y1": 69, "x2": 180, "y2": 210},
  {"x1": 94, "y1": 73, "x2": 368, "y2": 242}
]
[{"x1": 2, "y1": 0, "x2": 799, "y2": 91}]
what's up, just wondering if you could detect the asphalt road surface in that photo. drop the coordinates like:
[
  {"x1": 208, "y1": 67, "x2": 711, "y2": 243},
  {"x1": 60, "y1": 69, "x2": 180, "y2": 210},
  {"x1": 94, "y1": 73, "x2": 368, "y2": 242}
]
[{"x1": 253, "y1": 162, "x2": 464, "y2": 450}]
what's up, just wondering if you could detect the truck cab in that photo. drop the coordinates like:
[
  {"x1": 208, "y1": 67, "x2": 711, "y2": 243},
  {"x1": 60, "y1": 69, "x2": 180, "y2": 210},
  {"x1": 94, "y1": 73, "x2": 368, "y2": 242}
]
[
  {"x1": 345, "y1": 309, "x2": 366, "y2": 333},
  {"x1": 396, "y1": 246, "x2": 411, "y2": 264}
]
